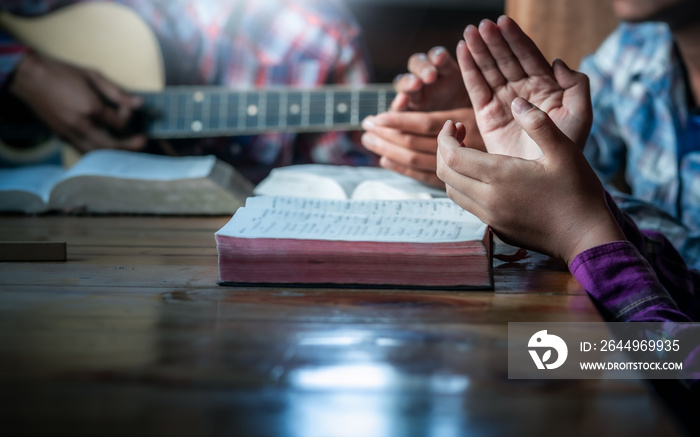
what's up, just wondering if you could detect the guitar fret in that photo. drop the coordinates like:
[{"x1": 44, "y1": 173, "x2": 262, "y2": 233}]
[
  {"x1": 258, "y1": 91, "x2": 266, "y2": 129},
  {"x1": 228, "y1": 91, "x2": 237, "y2": 134},
  {"x1": 379, "y1": 88, "x2": 387, "y2": 115},
  {"x1": 238, "y1": 92, "x2": 246, "y2": 131},
  {"x1": 188, "y1": 91, "x2": 197, "y2": 133},
  {"x1": 165, "y1": 92, "x2": 173, "y2": 134},
  {"x1": 301, "y1": 92, "x2": 309, "y2": 127},
  {"x1": 309, "y1": 92, "x2": 325, "y2": 127},
  {"x1": 265, "y1": 91, "x2": 280, "y2": 130},
  {"x1": 174, "y1": 92, "x2": 181, "y2": 132},
  {"x1": 334, "y1": 91, "x2": 351, "y2": 126},
  {"x1": 279, "y1": 91, "x2": 287, "y2": 130},
  {"x1": 287, "y1": 92, "x2": 302, "y2": 129},
  {"x1": 219, "y1": 90, "x2": 227, "y2": 134},
  {"x1": 196, "y1": 91, "x2": 206, "y2": 133},
  {"x1": 244, "y1": 93, "x2": 257, "y2": 129},
  {"x1": 351, "y1": 90, "x2": 359, "y2": 125},
  {"x1": 185, "y1": 91, "x2": 192, "y2": 132},
  {"x1": 159, "y1": 94, "x2": 167, "y2": 134},
  {"x1": 168, "y1": 93, "x2": 177, "y2": 133},
  {"x1": 325, "y1": 89, "x2": 333, "y2": 127},
  {"x1": 209, "y1": 92, "x2": 219, "y2": 132},
  {"x1": 178, "y1": 92, "x2": 188, "y2": 132}
]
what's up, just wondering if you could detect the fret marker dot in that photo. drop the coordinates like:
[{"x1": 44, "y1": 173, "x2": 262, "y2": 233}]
[
  {"x1": 247, "y1": 105, "x2": 259, "y2": 117},
  {"x1": 191, "y1": 120, "x2": 203, "y2": 132},
  {"x1": 193, "y1": 91, "x2": 204, "y2": 102},
  {"x1": 290, "y1": 103, "x2": 301, "y2": 115},
  {"x1": 337, "y1": 102, "x2": 348, "y2": 114}
]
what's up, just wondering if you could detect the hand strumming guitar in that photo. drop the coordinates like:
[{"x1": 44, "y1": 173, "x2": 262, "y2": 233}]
[{"x1": 9, "y1": 52, "x2": 146, "y2": 153}]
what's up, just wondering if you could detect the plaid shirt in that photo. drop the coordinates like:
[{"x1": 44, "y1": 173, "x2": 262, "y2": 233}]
[
  {"x1": 571, "y1": 196, "x2": 700, "y2": 391},
  {"x1": 572, "y1": 193, "x2": 700, "y2": 323},
  {"x1": 580, "y1": 22, "x2": 700, "y2": 269},
  {"x1": 0, "y1": 0, "x2": 377, "y2": 182}
]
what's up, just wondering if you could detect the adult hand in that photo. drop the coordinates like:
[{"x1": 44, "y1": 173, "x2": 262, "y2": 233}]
[
  {"x1": 362, "y1": 46, "x2": 478, "y2": 188},
  {"x1": 391, "y1": 46, "x2": 470, "y2": 112},
  {"x1": 436, "y1": 100, "x2": 624, "y2": 265},
  {"x1": 9, "y1": 52, "x2": 146, "y2": 153},
  {"x1": 456, "y1": 16, "x2": 592, "y2": 158},
  {"x1": 361, "y1": 107, "x2": 482, "y2": 188}
]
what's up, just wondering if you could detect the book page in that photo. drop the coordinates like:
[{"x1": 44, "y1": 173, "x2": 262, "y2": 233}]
[
  {"x1": 253, "y1": 170, "x2": 349, "y2": 199},
  {"x1": 245, "y1": 196, "x2": 480, "y2": 221},
  {"x1": 253, "y1": 164, "x2": 442, "y2": 200},
  {"x1": 351, "y1": 178, "x2": 447, "y2": 200},
  {"x1": 0, "y1": 164, "x2": 65, "y2": 203},
  {"x1": 218, "y1": 197, "x2": 486, "y2": 243},
  {"x1": 63, "y1": 150, "x2": 216, "y2": 181}
]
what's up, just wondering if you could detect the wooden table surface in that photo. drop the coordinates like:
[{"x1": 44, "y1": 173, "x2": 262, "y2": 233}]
[{"x1": 0, "y1": 215, "x2": 685, "y2": 436}]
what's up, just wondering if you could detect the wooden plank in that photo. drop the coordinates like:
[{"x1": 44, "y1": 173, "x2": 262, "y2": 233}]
[
  {"x1": 0, "y1": 261, "x2": 585, "y2": 295},
  {"x1": 0, "y1": 289, "x2": 601, "y2": 325},
  {"x1": 0, "y1": 263, "x2": 219, "y2": 288},
  {"x1": 0, "y1": 216, "x2": 227, "y2": 248},
  {"x1": 0, "y1": 241, "x2": 66, "y2": 261}
]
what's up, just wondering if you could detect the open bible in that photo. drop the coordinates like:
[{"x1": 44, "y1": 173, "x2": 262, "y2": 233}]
[
  {"x1": 216, "y1": 196, "x2": 493, "y2": 289},
  {"x1": 0, "y1": 150, "x2": 254, "y2": 214}
]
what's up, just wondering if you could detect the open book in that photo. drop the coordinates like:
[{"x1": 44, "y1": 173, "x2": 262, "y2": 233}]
[
  {"x1": 254, "y1": 164, "x2": 447, "y2": 200},
  {"x1": 0, "y1": 149, "x2": 254, "y2": 214},
  {"x1": 216, "y1": 196, "x2": 493, "y2": 289}
]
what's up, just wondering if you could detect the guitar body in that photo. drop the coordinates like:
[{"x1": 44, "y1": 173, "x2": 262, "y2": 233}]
[
  {"x1": 0, "y1": 2, "x2": 164, "y2": 91},
  {"x1": 0, "y1": 2, "x2": 165, "y2": 166}
]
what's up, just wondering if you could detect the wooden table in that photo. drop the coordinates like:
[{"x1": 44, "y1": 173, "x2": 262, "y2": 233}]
[{"x1": 0, "y1": 215, "x2": 685, "y2": 436}]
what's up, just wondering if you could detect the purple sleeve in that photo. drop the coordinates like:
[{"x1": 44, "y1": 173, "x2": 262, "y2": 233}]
[
  {"x1": 570, "y1": 241, "x2": 691, "y2": 322},
  {"x1": 605, "y1": 192, "x2": 700, "y2": 320},
  {"x1": 569, "y1": 192, "x2": 700, "y2": 322}
]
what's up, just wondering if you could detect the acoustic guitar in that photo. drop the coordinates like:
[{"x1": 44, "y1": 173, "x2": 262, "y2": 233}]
[{"x1": 0, "y1": 2, "x2": 395, "y2": 165}]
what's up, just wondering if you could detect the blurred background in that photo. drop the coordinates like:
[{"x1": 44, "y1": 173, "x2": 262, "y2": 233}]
[
  {"x1": 344, "y1": 0, "x2": 619, "y2": 83},
  {"x1": 343, "y1": 0, "x2": 505, "y2": 83}
]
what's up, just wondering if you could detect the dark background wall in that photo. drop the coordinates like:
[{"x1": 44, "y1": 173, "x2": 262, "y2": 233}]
[{"x1": 343, "y1": 0, "x2": 505, "y2": 83}]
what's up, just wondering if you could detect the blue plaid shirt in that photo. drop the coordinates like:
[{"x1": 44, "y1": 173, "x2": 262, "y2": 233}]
[{"x1": 580, "y1": 22, "x2": 700, "y2": 270}]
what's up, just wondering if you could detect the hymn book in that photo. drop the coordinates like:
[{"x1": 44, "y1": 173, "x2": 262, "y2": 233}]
[
  {"x1": 0, "y1": 150, "x2": 254, "y2": 214},
  {"x1": 215, "y1": 196, "x2": 493, "y2": 289}
]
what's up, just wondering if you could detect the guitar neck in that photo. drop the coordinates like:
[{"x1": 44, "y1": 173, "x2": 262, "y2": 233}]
[{"x1": 136, "y1": 84, "x2": 396, "y2": 138}]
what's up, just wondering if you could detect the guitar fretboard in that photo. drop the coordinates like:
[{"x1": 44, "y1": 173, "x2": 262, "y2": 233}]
[{"x1": 137, "y1": 84, "x2": 396, "y2": 138}]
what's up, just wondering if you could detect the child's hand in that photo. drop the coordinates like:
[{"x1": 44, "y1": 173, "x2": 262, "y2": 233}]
[
  {"x1": 437, "y1": 98, "x2": 624, "y2": 265},
  {"x1": 456, "y1": 17, "x2": 592, "y2": 158}
]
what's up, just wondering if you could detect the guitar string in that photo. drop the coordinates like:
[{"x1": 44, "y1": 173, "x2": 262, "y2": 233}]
[
  {"x1": 0, "y1": 91, "x2": 397, "y2": 139},
  {"x1": 143, "y1": 89, "x2": 396, "y2": 136}
]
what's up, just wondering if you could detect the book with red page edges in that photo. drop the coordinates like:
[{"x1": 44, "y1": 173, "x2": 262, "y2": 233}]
[{"x1": 215, "y1": 196, "x2": 493, "y2": 290}]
